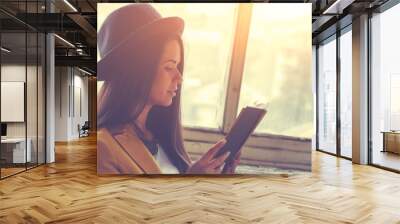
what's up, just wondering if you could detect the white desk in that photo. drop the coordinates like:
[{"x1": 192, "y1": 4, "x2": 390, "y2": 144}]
[{"x1": 1, "y1": 138, "x2": 31, "y2": 163}]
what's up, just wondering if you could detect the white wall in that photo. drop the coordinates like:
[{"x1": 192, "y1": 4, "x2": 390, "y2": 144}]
[
  {"x1": 72, "y1": 73, "x2": 89, "y2": 138},
  {"x1": 1, "y1": 65, "x2": 34, "y2": 137},
  {"x1": 1, "y1": 66, "x2": 26, "y2": 127},
  {"x1": 55, "y1": 67, "x2": 89, "y2": 141},
  {"x1": 55, "y1": 66, "x2": 69, "y2": 141},
  {"x1": 1, "y1": 63, "x2": 46, "y2": 163},
  {"x1": 1, "y1": 65, "x2": 26, "y2": 141}
]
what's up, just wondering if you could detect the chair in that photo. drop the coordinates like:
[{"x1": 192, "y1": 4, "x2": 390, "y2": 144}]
[{"x1": 78, "y1": 121, "x2": 90, "y2": 138}]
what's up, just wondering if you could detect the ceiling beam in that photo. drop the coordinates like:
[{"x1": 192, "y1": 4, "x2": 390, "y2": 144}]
[{"x1": 55, "y1": 55, "x2": 96, "y2": 73}]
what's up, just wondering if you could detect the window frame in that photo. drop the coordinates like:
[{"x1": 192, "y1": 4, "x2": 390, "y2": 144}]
[
  {"x1": 314, "y1": 21, "x2": 353, "y2": 160},
  {"x1": 338, "y1": 24, "x2": 353, "y2": 159},
  {"x1": 182, "y1": 4, "x2": 312, "y2": 152},
  {"x1": 0, "y1": 1, "x2": 48, "y2": 180},
  {"x1": 368, "y1": 0, "x2": 400, "y2": 173}
]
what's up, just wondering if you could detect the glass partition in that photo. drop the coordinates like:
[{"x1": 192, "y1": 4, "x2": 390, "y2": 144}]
[
  {"x1": 0, "y1": 1, "x2": 46, "y2": 179},
  {"x1": 339, "y1": 28, "x2": 352, "y2": 158},
  {"x1": 1, "y1": 30, "x2": 28, "y2": 177},
  {"x1": 317, "y1": 36, "x2": 337, "y2": 154}
]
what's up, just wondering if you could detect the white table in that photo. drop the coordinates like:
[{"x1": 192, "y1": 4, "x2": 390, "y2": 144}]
[{"x1": 1, "y1": 138, "x2": 31, "y2": 163}]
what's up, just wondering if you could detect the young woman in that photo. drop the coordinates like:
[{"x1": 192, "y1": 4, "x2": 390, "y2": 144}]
[{"x1": 97, "y1": 4, "x2": 240, "y2": 174}]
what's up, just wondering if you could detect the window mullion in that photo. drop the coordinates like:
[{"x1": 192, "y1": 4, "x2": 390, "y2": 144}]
[{"x1": 222, "y1": 4, "x2": 252, "y2": 133}]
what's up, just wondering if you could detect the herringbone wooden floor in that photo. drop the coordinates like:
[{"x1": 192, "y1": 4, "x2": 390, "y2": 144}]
[{"x1": 1, "y1": 135, "x2": 400, "y2": 224}]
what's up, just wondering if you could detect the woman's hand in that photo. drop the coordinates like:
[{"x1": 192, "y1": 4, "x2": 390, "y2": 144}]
[
  {"x1": 186, "y1": 139, "x2": 230, "y2": 174},
  {"x1": 222, "y1": 151, "x2": 241, "y2": 174}
]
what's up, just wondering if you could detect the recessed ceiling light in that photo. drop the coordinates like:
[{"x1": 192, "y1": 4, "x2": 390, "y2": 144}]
[
  {"x1": 1, "y1": 47, "x2": 11, "y2": 53},
  {"x1": 63, "y1": 0, "x2": 78, "y2": 12},
  {"x1": 78, "y1": 67, "x2": 92, "y2": 76},
  {"x1": 54, "y1": 34, "x2": 75, "y2": 48},
  {"x1": 323, "y1": 0, "x2": 354, "y2": 15}
]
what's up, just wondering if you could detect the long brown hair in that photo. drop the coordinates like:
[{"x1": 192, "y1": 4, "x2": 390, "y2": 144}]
[{"x1": 97, "y1": 34, "x2": 191, "y2": 173}]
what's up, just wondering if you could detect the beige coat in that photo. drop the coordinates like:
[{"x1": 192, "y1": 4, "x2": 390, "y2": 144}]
[{"x1": 97, "y1": 124, "x2": 162, "y2": 175}]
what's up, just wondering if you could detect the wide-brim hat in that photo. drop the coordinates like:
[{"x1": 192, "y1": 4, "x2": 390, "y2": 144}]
[{"x1": 97, "y1": 4, "x2": 184, "y2": 81}]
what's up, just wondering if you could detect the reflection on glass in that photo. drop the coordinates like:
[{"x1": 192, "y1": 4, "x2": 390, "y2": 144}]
[
  {"x1": 340, "y1": 29, "x2": 352, "y2": 158},
  {"x1": 371, "y1": 2, "x2": 400, "y2": 171},
  {"x1": 318, "y1": 37, "x2": 337, "y2": 154},
  {"x1": 239, "y1": 4, "x2": 312, "y2": 138}
]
